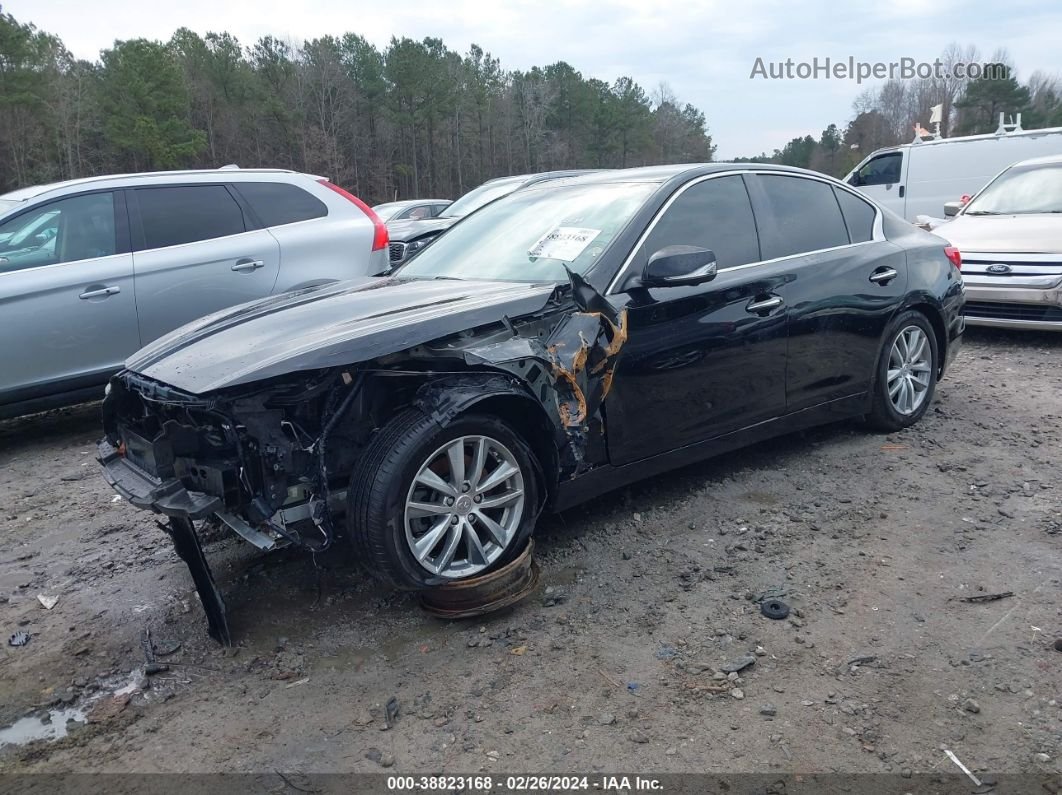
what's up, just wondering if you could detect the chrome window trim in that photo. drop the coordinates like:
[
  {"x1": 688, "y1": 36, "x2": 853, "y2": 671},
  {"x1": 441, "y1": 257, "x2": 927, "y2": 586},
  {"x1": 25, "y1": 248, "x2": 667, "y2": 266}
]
[{"x1": 606, "y1": 169, "x2": 885, "y2": 295}]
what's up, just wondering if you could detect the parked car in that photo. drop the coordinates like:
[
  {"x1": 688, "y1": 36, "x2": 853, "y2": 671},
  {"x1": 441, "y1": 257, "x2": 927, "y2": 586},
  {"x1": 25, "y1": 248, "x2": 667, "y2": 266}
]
[
  {"x1": 97, "y1": 164, "x2": 963, "y2": 643},
  {"x1": 372, "y1": 199, "x2": 451, "y2": 223},
  {"x1": 385, "y1": 171, "x2": 598, "y2": 266},
  {"x1": 844, "y1": 123, "x2": 1062, "y2": 221},
  {"x1": 0, "y1": 168, "x2": 388, "y2": 419},
  {"x1": 931, "y1": 155, "x2": 1062, "y2": 330}
]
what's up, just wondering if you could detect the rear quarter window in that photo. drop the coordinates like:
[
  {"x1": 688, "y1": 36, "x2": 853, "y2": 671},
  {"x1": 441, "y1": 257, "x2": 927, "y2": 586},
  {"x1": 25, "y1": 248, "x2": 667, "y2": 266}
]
[
  {"x1": 834, "y1": 188, "x2": 877, "y2": 243},
  {"x1": 234, "y1": 182, "x2": 328, "y2": 227},
  {"x1": 757, "y1": 175, "x2": 849, "y2": 259}
]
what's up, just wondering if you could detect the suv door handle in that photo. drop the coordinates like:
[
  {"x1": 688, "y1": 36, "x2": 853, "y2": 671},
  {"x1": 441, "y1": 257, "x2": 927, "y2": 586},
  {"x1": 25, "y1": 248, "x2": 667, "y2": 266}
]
[
  {"x1": 79, "y1": 285, "x2": 121, "y2": 299},
  {"x1": 231, "y1": 259, "x2": 264, "y2": 273},
  {"x1": 746, "y1": 295, "x2": 783, "y2": 314},
  {"x1": 869, "y1": 267, "x2": 898, "y2": 285}
]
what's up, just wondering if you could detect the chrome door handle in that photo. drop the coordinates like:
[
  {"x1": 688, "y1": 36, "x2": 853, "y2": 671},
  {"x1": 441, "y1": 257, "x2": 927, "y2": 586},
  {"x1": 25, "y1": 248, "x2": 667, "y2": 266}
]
[
  {"x1": 746, "y1": 295, "x2": 783, "y2": 313},
  {"x1": 231, "y1": 259, "x2": 264, "y2": 272},
  {"x1": 869, "y1": 267, "x2": 898, "y2": 284},
  {"x1": 79, "y1": 285, "x2": 121, "y2": 299}
]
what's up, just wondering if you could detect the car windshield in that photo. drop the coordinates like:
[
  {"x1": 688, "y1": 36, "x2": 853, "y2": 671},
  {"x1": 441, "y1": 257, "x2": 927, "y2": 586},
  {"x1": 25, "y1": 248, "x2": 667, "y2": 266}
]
[
  {"x1": 964, "y1": 164, "x2": 1062, "y2": 215},
  {"x1": 439, "y1": 179, "x2": 524, "y2": 219},
  {"x1": 371, "y1": 202, "x2": 406, "y2": 221},
  {"x1": 398, "y1": 182, "x2": 656, "y2": 282}
]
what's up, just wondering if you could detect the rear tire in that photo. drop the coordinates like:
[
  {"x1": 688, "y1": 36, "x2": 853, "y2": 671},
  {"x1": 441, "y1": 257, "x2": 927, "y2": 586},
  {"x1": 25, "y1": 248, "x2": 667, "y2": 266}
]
[
  {"x1": 866, "y1": 310, "x2": 938, "y2": 432},
  {"x1": 347, "y1": 410, "x2": 540, "y2": 590}
]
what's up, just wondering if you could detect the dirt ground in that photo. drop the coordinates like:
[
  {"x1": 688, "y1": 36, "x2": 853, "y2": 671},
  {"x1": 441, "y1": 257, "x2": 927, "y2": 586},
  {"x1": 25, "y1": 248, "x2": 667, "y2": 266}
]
[{"x1": 0, "y1": 327, "x2": 1059, "y2": 778}]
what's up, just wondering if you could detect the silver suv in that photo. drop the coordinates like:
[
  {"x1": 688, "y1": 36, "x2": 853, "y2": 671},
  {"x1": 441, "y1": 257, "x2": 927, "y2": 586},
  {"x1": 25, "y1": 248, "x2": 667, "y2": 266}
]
[{"x1": 0, "y1": 168, "x2": 389, "y2": 418}]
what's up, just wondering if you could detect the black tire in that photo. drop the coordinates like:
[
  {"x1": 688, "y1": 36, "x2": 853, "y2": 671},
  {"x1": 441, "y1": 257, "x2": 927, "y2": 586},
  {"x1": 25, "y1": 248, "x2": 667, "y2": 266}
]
[
  {"x1": 866, "y1": 310, "x2": 938, "y2": 432},
  {"x1": 347, "y1": 409, "x2": 541, "y2": 590}
]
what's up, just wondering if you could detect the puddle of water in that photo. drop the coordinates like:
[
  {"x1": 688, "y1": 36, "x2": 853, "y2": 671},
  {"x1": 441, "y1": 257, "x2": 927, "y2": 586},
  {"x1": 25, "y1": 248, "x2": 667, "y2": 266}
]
[{"x1": 0, "y1": 708, "x2": 86, "y2": 747}]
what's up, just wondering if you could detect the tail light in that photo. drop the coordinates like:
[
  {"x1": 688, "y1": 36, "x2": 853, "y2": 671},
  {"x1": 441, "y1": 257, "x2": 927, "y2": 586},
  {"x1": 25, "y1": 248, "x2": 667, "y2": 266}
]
[
  {"x1": 944, "y1": 246, "x2": 962, "y2": 270},
  {"x1": 318, "y1": 179, "x2": 389, "y2": 252}
]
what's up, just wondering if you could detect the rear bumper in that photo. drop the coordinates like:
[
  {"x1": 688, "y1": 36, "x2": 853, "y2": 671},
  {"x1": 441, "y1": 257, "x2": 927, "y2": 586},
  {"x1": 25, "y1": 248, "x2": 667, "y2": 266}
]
[
  {"x1": 96, "y1": 439, "x2": 221, "y2": 519},
  {"x1": 962, "y1": 276, "x2": 1062, "y2": 330}
]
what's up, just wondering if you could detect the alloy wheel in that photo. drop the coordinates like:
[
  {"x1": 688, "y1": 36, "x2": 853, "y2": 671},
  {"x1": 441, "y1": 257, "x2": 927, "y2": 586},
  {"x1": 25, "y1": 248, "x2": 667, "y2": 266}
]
[
  {"x1": 404, "y1": 435, "x2": 526, "y2": 578},
  {"x1": 887, "y1": 325, "x2": 932, "y2": 415}
]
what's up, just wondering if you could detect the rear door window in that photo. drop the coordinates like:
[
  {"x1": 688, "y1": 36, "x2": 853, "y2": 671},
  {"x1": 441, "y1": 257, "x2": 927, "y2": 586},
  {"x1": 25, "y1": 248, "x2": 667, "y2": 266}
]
[
  {"x1": 756, "y1": 175, "x2": 850, "y2": 259},
  {"x1": 643, "y1": 175, "x2": 760, "y2": 269},
  {"x1": 135, "y1": 185, "x2": 246, "y2": 249},
  {"x1": 834, "y1": 188, "x2": 877, "y2": 243},
  {"x1": 233, "y1": 182, "x2": 328, "y2": 227}
]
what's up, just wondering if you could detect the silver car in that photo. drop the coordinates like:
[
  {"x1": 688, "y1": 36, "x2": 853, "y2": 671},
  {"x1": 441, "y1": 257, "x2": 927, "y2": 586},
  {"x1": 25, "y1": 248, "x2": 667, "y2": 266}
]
[
  {"x1": 933, "y1": 154, "x2": 1062, "y2": 330},
  {"x1": 0, "y1": 168, "x2": 389, "y2": 418}
]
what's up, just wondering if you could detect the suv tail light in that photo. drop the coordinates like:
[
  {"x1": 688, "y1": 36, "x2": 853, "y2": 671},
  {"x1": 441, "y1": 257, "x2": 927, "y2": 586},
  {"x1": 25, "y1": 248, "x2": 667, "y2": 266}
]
[
  {"x1": 944, "y1": 246, "x2": 962, "y2": 270},
  {"x1": 318, "y1": 179, "x2": 389, "y2": 252}
]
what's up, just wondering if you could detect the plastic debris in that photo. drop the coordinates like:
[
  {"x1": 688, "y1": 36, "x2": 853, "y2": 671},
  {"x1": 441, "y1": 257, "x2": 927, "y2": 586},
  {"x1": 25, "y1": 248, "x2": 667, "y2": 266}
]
[{"x1": 36, "y1": 594, "x2": 59, "y2": 610}]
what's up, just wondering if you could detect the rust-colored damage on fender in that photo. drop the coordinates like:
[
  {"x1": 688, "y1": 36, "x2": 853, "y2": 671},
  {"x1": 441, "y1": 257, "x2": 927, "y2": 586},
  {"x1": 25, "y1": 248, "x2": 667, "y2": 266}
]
[{"x1": 453, "y1": 270, "x2": 629, "y2": 475}]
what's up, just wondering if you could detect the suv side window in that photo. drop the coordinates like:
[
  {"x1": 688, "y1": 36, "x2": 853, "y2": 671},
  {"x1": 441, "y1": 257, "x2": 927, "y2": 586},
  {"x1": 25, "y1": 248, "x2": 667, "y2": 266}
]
[
  {"x1": 233, "y1": 182, "x2": 327, "y2": 227},
  {"x1": 834, "y1": 188, "x2": 877, "y2": 243},
  {"x1": 643, "y1": 176, "x2": 760, "y2": 269},
  {"x1": 853, "y1": 152, "x2": 902, "y2": 187},
  {"x1": 757, "y1": 175, "x2": 849, "y2": 259},
  {"x1": 0, "y1": 192, "x2": 116, "y2": 273},
  {"x1": 135, "y1": 185, "x2": 246, "y2": 249}
]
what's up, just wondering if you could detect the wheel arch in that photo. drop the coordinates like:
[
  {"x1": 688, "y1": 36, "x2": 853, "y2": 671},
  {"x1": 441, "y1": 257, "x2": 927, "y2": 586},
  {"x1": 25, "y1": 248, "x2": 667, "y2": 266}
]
[
  {"x1": 899, "y1": 299, "x2": 947, "y2": 377},
  {"x1": 412, "y1": 373, "x2": 560, "y2": 508}
]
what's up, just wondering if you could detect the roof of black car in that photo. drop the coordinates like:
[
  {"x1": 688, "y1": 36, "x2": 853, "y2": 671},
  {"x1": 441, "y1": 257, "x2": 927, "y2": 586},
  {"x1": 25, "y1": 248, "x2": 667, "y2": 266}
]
[{"x1": 527, "y1": 162, "x2": 825, "y2": 188}]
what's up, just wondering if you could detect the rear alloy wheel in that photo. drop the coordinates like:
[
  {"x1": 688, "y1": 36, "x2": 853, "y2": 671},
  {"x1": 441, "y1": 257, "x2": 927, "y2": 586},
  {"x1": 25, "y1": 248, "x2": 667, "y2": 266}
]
[
  {"x1": 348, "y1": 410, "x2": 540, "y2": 590},
  {"x1": 867, "y1": 311, "x2": 938, "y2": 431}
]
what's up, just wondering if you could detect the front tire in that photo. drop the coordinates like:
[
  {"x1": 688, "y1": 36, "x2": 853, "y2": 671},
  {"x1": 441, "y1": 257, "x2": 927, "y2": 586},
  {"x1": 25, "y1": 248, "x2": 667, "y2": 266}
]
[
  {"x1": 866, "y1": 310, "x2": 938, "y2": 432},
  {"x1": 347, "y1": 410, "x2": 540, "y2": 590}
]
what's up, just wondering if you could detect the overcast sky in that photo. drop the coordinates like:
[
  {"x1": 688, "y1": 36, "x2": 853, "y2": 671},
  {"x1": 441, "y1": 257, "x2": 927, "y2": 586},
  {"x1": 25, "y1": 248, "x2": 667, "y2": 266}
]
[{"x1": 9, "y1": 0, "x2": 1061, "y2": 158}]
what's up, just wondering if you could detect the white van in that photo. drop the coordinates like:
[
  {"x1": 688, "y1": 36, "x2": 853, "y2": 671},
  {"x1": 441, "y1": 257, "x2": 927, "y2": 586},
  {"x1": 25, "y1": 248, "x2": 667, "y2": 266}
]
[{"x1": 844, "y1": 125, "x2": 1062, "y2": 221}]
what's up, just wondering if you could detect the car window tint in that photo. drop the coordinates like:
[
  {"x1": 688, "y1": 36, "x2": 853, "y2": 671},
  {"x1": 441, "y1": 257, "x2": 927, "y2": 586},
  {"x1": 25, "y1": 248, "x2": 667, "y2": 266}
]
[
  {"x1": 758, "y1": 175, "x2": 849, "y2": 259},
  {"x1": 0, "y1": 192, "x2": 115, "y2": 272},
  {"x1": 235, "y1": 182, "x2": 327, "y2": 227},
  {"x1": 643, "y1": 176, "x2": 760, "y2": 270},
  {"x1": 136, "y1": 186, "x2": 245, "y2": 249},
  {"x1": 834, "y1": 188, "x2": 876, "y2": 243},
  {"x1": 856, "y1": 152, "x2": 902, "y2": 186}
]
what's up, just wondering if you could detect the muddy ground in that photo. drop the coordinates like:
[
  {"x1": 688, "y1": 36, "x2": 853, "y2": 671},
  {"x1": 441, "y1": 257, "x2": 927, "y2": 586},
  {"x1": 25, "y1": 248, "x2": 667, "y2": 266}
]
[{"x1": 0, "y1": 327, "x2": 1058, "y2": 778}]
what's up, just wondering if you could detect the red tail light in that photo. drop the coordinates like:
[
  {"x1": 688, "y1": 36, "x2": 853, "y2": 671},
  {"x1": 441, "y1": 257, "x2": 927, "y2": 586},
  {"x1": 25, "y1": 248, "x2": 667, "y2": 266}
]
[
  {"x1": 944, "y1": 246, "x2": 962, "y2": 270},
  {"x1": 318, "y1": 179, "x2": 389, "y2": 252}
]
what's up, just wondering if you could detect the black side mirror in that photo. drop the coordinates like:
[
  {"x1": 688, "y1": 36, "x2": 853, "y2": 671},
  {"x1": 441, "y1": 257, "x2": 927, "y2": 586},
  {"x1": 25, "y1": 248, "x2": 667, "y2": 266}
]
[{"x1": 633, "y1": 245, "x2": 718, "y2": 289}]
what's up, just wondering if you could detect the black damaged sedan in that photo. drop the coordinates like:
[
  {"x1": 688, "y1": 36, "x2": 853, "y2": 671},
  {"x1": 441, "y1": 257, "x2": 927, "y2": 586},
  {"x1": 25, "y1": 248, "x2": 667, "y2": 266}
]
[{"x1": 98, "y1": 164, "x2": 964, "y2": 642}]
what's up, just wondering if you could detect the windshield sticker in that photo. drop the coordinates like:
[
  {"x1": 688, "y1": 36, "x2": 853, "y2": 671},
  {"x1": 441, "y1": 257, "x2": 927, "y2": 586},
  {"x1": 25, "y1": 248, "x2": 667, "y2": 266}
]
[{"x1": 528, "y1": 227, "x2": 601, "y2": 262}]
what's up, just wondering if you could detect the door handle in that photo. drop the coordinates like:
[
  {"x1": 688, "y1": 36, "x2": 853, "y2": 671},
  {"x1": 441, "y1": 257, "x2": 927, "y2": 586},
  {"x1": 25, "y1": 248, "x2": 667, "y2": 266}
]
[
  {"x1": 746, "y1": 295, "x2": 783, "y2": 314},
  {"x1": 231, "y1": 259, "x2": 264, "y2": 273},
  {"x1": 78, "y1": 285, "x2": 121, "y2": 300},
  {"x1": 869, "y1": 267, "x2": 898, "y2": 285}
]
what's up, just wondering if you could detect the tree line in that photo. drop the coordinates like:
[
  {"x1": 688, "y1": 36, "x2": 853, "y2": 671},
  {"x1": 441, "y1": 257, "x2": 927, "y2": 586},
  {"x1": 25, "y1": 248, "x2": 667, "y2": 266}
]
[
  {"x1": 0, "y1": 8, "x2": 714, "y2": 201},
  {"x1": 736, "y1": 44, "x2": 1062, "y2": 177}
]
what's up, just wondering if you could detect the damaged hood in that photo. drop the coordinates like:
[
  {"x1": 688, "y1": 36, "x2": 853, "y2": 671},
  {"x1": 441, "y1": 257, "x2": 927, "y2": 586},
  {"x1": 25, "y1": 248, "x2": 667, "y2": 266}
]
[{"x1": 126, "y1": 278, "x2": 558, "y2": 394}]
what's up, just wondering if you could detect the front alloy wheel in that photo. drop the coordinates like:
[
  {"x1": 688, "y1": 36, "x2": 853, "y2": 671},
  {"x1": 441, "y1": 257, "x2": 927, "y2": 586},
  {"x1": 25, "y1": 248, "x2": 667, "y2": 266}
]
[
  {"x1": 348, "y1": 410, "x2": 540, "y2": 590},
  {"x1": 405, "y1": 435, "x2": 525, "y2": 578}
]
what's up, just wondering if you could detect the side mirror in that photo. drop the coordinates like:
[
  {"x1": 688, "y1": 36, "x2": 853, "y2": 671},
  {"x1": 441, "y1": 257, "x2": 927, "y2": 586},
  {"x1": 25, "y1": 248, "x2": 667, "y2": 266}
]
[
  {"x1": 943, "y1": 201, "x2": 962, "y2": 217},
  {"x1": 848, "y1": 173, "x2": 861, "y2": 187},
  {"x1": 637, "y1": 245, "x2": 718, "y2": 289}
]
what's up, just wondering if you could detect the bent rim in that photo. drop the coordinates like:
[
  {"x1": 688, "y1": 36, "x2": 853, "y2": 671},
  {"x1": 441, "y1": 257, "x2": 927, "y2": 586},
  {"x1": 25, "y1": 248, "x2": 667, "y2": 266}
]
[
  {"x1": 887, "y1": 325, "x2": 932, "y2": 415},
  {"x1": 404, "y1": 434, "x2": 525, "y2": 579}
]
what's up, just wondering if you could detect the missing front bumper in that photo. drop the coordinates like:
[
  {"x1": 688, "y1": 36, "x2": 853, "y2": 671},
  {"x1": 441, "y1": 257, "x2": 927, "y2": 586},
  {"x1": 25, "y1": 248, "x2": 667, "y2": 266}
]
[{"x1": 96, "y1": 439, "x2": 222, "y2": 519}]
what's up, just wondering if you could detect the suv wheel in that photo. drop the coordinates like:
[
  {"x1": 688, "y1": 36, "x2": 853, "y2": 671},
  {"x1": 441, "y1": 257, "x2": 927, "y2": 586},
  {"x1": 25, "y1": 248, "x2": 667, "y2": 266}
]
[
  {"x1": 347, "y1": 410, "x2": 540, "y2": 589},
  {"x1": 867, "y1": 310, "x2": 938, "y2": 431}
]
